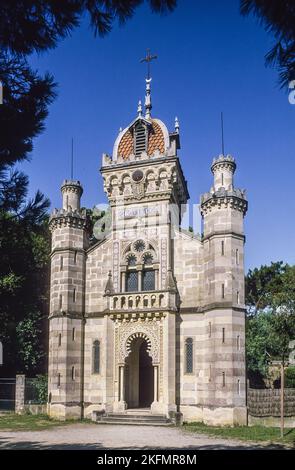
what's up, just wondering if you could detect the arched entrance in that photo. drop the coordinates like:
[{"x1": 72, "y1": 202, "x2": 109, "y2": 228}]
[{"x1": 125, "y1": 337, "x2": 154, "y2": 408}]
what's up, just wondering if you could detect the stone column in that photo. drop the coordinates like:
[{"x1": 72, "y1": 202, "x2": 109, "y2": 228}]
[
  {"x1": 151, "y1": 365, "x2": 163, "y2": 414},
  {"x1": 121, "y1": 272, "x2": 126, "y2": 293},
  {"x1": 15, "y1": 374, "x2": 25, "y2": 414},
  {"x1": 115, "y1": 365, "x2": 127, "y2": 412},
  {"x1": 119, "y1": 366, "x2": 124, "y2": 401},
  {"x1": 155, "y1": 269, "x2": 159, "y2": 290},
  {"x1": 138, "y1": 270, "x2": 142, "y2": 291},
  {"x1": 153, "y1": 366, "x2": 158, "y2": 402}
]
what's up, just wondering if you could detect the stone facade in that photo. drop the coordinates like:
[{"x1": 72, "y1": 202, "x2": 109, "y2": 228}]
[{"x1": 48, "y1": 78, "x2": 248, "y2": 425}]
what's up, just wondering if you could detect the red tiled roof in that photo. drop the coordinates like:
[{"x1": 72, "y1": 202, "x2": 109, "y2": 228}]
[{"x1": 118, "y1": 120, "x2": 165, "y2": 159}]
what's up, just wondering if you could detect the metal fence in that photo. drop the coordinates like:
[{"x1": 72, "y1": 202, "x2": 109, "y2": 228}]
[{"x1": 0, "y1": 378, "x2": 16, "y2": 411}]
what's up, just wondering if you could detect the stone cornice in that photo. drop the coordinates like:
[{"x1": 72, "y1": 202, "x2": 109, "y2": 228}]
[
  {"x1": 50, "y1": 246, "x2": 86, "y2": 257},
  {"x1": 179, "y1": 303, "x2": 246, "y2": 314},
  {"x1": 101, "y1": 155, "x2": 174, "y2": 172},
  {"x1": 108, "y1": 190, "x2": 174, "y2": 206},
  {"x1": 49, "y1": 310, "x2": 84, "y2": 320},
  {"x1": 200, "y1": 190, "x2": 248, "y2": 216},
  {"x1": 75, "y1": 303, "x2": 246, "y2": 319},
  {"x1": 85, "y1": 307, "x2": 177, "y2": 319},
  {"x1": 202, "y1": 230, "x2": 245, "y2": 242}
]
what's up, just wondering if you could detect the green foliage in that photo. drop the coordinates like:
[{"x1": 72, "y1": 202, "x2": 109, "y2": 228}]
[
  {"x1": 0, "y1": 1, "x2": 176, "y2": 56},
  {"x1": 285, "y1": 366, "x2": 295, "y2": 388},
  {"x1": 245, "y1": 263, "x2": 295, "y2": 383},
  {"x1": 16, "y1": 313, "x2": 46, "y2": 372},
  {"x1": 240, "y1": 0, "x2": 295, "y2": 87},
  {"x1": 0, "y1": 55, "x2": 57, "y2": 166},
  {"x1": 0, "y1": 414, "x2": 75, "y2": 431},
  {"x1": 184, "y1": 422, "x2": 295, "y2": 445},
  {"x1": 0, "y1": 186, "x2": 50, "y2": 375},
  {"x1": 245, "y1": 261, "x2": 287, "y2": 315},
  {"x1": 246, "y1": 312, "x2": 273, "y2": 377},
  {"x1": 31, "y1": 375, "x2": 48, "y2": 404}
]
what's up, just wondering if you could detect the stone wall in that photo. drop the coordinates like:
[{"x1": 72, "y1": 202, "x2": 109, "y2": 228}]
[
  {"x1": 248, "y1": 388, "x2": 295, "y2": 417},
  {"x1": 15, "y1": 375, "x2": 25, "y2": 414}
]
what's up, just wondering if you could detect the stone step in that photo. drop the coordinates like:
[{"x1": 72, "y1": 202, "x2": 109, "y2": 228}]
[
  {"x1": 97, "y1": 420, "x2": 172, "y2": 426},
  {"x1": 105, "y1": 414, "x2": 167, "y2": 420},
  {"x1": 95, "y1": 412, "x2": 171, "y2": 426},
  {"x1": 126, "y1": 409, "x2": 151, "y2": 415}
]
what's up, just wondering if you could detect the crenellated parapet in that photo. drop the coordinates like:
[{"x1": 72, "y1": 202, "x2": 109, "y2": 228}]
[
  {"x1": 49, "y1": 207, "x2": 88, "y2": 231},
  {"x1": 211, "y1": 154, "x2": 236, "y2": 174},
  {"x1": 200, "y1": 188, "x2": 248, "y2": 216},
  {"x1": 200, "y1": 154, "x2": 248, "y2": 216}
]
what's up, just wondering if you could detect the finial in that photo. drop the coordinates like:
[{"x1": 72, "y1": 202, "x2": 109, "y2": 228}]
[
  {"x1": 140, "y1": 49, "x2": 157, "y2": 120},
  {"x1": 221, "y1": 112, "x2": 225, "y2": 155},
  {"x1": 145, "y1": 78, "x2": 152, "y2": 119},
  {"x1": 137, "y1": 100, "x2": 142, "y2": 117},
  {"x1": 175, "y1": 116, "x2": 179, "y2": 133},
  {"x1": 71, "y1": 137, "x2": 74, "y2": 179},
  {"x1": 119, "y1": 126, "x2": 122, "y2": 133},
  {"x1": 140, "y1": 49, "x2": 157, "y2": 80},
  {"x1": 104, "y1": 270, "x2": 114, "y2": 295}
]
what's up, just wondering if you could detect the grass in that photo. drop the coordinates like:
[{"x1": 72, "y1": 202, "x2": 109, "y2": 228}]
[
  {"x1": 0, "y1": 413, "x2": 86, "y2": 431},
  {"x1": 184, "y1": 422, "x2": 295, "y2": 446}
]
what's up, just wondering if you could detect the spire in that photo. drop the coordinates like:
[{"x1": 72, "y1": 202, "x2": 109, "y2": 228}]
[
  {"x1": 175, "y1": 116, "x2": 179, "y2": 133},
  {"x1": 140, "y1": 49, "x2": 157, "y2": 120},
  {"x1": 165, "y1": 269, "x2": 177, "y2": 293},
  {"x1": 137, "y1": 100, "x2": 142, "y2": 117},
  {"x1": 104, "y1": 271, "x2": 114, "y2": 295},
  {"x1": 145, "y1": 78, "x2": 152, "y2": 119}
]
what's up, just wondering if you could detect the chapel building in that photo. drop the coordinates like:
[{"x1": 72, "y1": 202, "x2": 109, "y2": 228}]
[{"x1": 48, "y1": 76, "x2": 248, "y2": 425}]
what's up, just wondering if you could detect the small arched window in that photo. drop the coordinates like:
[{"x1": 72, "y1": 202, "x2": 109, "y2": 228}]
[
  {"x1": 93, "y1": 340, "x2": 100, "y2": 374},
  {"x1": 143, "y1": 252, "x2": 153, "y2": 265},
  {"x1": 185, "y1": 337, "x2": 193, "y2": 374},
  {"x1": 127, "y1": 254, "x2": 137, "y2": 266}
]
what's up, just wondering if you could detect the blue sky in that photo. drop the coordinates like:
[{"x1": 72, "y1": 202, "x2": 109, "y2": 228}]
[{"x1": 21, "y1": 0, "x2": 295, "y2": 270}]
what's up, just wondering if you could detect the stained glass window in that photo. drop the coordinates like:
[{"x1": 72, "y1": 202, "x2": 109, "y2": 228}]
[
  {"x1": 185, "y1": 337, "x2": 193, "y2": 373},
  {"x1": 93, "y1": 340, "x2": 100, "y2": 374},
  {"x1": 142, "y1": 270, "x2": 155, "y2": 291},
  {"x1": 126, "y1": 271, "x2": 138, "y2": 292}
]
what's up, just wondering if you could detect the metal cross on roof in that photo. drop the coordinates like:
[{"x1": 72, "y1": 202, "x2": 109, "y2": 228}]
[{"x1": 140, "y1": 49, "x2": 157, "y2": 79}]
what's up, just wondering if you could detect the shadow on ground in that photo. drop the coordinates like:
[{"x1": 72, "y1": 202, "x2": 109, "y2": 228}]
[{"x1": 0, "y1": 437, "x2": 290, "y2": 450}]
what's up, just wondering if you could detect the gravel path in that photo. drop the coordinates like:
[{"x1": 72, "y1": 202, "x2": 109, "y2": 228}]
[{"x1": 0, "y1": 423, "x2": 286, "y2": 450}]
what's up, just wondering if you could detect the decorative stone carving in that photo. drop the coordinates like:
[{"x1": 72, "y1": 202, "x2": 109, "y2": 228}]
[
  {"x1": 131, "y1": 181, "x2": 145, "y2": 199},
  {"x1": 161, "y1": 238, "x2": 167, "y2": 289},
  {"x1": 116, "y1": 319, "x2": 161, "y2": 364},
  {"x1": 113, "y1": 241, "x2": 120, "y2": 292}
]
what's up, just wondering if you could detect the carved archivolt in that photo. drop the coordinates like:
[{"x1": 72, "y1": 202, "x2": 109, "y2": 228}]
[
  {"x1": 126, "y1": 332, "x2": 151, "y2": 356},
  {"x1": 117, "y1": 320, "x2": 161, "y2": 364}
]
